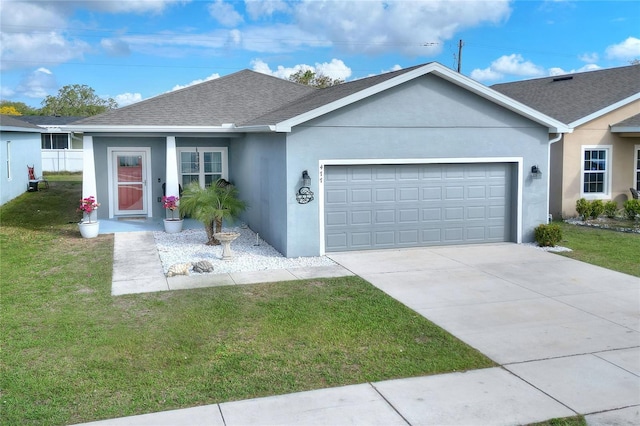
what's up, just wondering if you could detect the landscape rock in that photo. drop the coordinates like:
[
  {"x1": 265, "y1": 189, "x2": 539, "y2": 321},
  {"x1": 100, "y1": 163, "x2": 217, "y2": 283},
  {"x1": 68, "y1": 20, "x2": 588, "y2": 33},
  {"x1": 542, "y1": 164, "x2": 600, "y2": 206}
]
[
  {"x1": 166, "y1": 262, "x2": 192, "y2": 277},
  {"x1": 193, "y1": 260, "x2": 214, "y2": 273}
]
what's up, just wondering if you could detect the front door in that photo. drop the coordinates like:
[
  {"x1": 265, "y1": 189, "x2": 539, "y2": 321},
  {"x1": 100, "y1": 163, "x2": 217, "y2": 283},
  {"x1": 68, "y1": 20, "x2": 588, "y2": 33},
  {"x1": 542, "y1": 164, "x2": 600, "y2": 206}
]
[{"x1": 112, "y1": 150, "x2": 148, "y2": 216}]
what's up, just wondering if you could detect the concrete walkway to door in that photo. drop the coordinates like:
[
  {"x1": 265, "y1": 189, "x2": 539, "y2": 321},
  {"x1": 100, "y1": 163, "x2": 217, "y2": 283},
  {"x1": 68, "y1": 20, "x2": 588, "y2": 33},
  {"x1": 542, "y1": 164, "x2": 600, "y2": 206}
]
[{"x1": 328, "y1": 243, "x2": 640, "y2": 423}]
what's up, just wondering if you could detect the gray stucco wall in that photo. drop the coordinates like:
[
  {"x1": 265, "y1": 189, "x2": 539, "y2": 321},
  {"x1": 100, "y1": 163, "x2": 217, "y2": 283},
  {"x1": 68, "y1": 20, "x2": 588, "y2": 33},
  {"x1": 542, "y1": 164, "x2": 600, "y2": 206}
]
[
  {"x1": 230, "y1": 133, "x2": 288, "y2": 254},
  {"x1": 0, "y1": 131, "x2": 42, "y2": 205},
  {"x1": 282, "y1": 74, "x2": 551, "y2": 257}
]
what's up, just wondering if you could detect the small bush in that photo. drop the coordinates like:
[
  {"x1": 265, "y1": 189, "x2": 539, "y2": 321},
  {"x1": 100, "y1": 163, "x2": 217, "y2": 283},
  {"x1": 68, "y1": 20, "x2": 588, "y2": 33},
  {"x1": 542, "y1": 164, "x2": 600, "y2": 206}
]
[
  {"x1": 590, "y1": 199, "x2": 604, "y2": 219},
  {"x1": 534, "y1": 223, "x2": 562, "y2": 247},
  {"x1": 603, "y1": 200, "x2": 618, "y2": 218},
  {"x1": 575, "y1": 198, "x2": 591, "y2": 219},
  {"x1": 623, "y1": 199, "x2": 640, "y2": 220}
]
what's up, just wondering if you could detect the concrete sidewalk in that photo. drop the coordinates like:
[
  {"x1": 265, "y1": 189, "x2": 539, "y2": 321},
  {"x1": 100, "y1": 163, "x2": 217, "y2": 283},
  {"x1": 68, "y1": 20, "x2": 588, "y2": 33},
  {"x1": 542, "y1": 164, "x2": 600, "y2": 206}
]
[{"x1": 80, "y1": 238, "x2": 639, "y2": 425}]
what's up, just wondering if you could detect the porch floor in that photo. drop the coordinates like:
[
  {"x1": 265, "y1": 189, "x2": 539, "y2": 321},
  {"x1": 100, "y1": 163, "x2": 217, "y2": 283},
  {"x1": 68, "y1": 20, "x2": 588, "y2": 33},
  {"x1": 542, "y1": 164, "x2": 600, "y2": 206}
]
[{"x1": 98, "y1": 218, "x2": 202, "y2": 234}]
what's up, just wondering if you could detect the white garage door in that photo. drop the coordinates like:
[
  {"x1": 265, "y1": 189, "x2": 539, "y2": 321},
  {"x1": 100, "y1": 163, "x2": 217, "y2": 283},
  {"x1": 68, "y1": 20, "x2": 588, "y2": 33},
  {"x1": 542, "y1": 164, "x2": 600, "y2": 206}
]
[{"x1": 324, "y1": 163, "x2": 514, "y2": 252}]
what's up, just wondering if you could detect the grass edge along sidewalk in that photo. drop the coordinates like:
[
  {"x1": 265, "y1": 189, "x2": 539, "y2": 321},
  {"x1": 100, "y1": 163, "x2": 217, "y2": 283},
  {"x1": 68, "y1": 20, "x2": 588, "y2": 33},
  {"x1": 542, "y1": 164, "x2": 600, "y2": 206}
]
[{"x1": 1, "y1": 179, "x2": 494, "y2": 425}]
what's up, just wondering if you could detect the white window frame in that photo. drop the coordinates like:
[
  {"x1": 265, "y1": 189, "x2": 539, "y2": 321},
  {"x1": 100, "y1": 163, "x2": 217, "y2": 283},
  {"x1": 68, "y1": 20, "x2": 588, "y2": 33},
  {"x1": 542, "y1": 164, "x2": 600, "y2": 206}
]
[
  {"x1": 177, "y1": 147, "x2": 228, "y2": 188},
  {"x1": 580, "y1": 145, "x2": 612, "y2": 199},
  {"x1": 6, "y1": 141, "x2": 11, "y2": 180},
  {"x1": 634, "y1": 145, "x2": 640, "y2": 191}
]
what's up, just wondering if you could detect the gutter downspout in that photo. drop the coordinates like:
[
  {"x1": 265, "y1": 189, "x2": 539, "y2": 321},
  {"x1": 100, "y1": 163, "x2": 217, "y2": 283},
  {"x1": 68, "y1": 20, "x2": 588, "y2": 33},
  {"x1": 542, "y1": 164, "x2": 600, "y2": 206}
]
[{"x1": 547, "y1": 133, "x2": 564, "y2": 223}]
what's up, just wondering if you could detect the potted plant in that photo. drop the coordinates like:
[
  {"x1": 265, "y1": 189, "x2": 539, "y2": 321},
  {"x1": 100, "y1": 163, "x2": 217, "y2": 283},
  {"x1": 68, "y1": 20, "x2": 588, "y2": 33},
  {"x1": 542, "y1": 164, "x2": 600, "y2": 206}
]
[
  {"x1": 162, "y1": 195, "x2": 183, "y2": 233},
  {"x1": 179, "y1": 179, "x2": 247, "y2": 245},
  {"x1": 78, "y1": 195, "x2": 100, "y2": 238}
]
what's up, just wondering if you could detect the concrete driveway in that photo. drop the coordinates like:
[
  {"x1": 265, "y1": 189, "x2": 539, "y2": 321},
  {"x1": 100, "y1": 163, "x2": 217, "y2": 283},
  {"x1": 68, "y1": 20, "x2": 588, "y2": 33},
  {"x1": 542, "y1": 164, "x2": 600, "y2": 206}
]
[{"x1": 328, "y1": 243, "x2": 640, "y2": 423}]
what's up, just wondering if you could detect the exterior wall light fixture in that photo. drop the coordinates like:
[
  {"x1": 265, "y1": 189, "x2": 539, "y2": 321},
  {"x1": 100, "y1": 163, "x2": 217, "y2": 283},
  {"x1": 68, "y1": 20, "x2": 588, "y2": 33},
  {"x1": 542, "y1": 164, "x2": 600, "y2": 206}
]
[
  {"x1": 531, "y1": 165, "x2": 542, "y2": 179},
  {"x1": 296, "y1": 170, "x2": 314, "y2": 204}
]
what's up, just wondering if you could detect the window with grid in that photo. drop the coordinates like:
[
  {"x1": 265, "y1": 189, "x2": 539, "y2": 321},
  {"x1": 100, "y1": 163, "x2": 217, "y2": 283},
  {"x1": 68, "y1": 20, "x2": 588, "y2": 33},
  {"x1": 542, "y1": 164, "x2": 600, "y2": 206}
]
[
  {"x1": 582, "y1": 147, "x2": 609, "y2": 195},
  {"x1": 178, "y1": 149, "x2": 226, "y2": 188}
]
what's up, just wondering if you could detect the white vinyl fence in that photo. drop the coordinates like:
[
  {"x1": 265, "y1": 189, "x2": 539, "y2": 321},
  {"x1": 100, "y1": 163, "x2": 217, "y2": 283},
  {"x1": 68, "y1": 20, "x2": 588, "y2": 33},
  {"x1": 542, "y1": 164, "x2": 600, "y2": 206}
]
[{"x1": 42, "y1": 149, "x2": 83, "y2": 172}]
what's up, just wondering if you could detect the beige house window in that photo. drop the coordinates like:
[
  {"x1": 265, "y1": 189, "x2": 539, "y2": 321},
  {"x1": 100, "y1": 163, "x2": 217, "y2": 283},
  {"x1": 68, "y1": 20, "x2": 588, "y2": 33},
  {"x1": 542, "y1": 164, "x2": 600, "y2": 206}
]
[
  {"x1": 581, "y1": 145, "x2": 612, "y2": 198},
  {"x1": 635, "y1": 145, "x2": 640, "y2": 191}
]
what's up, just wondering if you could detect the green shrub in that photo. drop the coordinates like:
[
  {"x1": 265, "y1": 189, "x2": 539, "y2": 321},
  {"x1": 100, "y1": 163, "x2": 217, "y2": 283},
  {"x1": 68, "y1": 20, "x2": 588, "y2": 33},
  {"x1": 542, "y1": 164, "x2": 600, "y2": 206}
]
[
  {"x1": 534, "y1": 223, "x2": 562, "y2": 247},
  {"x1": 603, "y1": 200, "x2": 618, "y2": 218},
  {"x1": 623, "y1": 199, "x2": 640, "y2": 220},
  {"x1": 589, "y1": 199, "x2": 604, "y2": 219},
  {"x1": 575, "y1": 198, "x2": 591, "y2": 219}
]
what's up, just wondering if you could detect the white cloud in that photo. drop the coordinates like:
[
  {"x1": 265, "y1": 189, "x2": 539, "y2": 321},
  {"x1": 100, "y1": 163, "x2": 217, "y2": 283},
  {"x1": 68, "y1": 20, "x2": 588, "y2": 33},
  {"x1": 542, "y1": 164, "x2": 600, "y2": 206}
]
[
  {"x1": 15, "y1": 67, "x2": 58, "y2": 98},
  {"x1": 245, "y1": 0, "x2": 290, "y2": 20},
  {"x1": 548, "y1": 64, "x2": 602, "y2": 76},
  {"x1": 251, "y1": 59, "x2": 352, "y2": 81},
  {"x1": 471, "y1": 54, "x2": 545, "y2": 81},
  {"x1": 208, "y1": 0, "x2": 244, "y2": 27},
  {"x1": 171, "y1": 73, "x2": 221, "y2": 91},
  {"x1": 114, "y1": 92, "x2": 143, "y2": 107},
  {"x1": 605, "y1": 37, "x2": 640, "y2": 61},
  {"x1": 85, "y1": 0, "x2": 189, "y2": 14},
  {"x1": 578, "y1": 52, "x2": 599, "y2": 63},
  {"x1": 291, "y1": 0, "x2": 512, "y2": 56},
  {"x1": 0, "y1": 29, "x2": 90, "y2": 71},
  {"x1": 101, "y1": 38, "x2": 131, "y2": 57}
]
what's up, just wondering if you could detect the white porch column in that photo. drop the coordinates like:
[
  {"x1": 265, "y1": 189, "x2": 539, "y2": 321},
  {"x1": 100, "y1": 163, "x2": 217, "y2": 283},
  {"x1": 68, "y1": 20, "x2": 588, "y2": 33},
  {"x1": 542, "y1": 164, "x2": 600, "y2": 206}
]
[
  {"x1": 82, "y1": 136, "x2": 98, "y2": 222},
  {"x1": 165, "y1": 135, "x2": 180, "y2": 198}
]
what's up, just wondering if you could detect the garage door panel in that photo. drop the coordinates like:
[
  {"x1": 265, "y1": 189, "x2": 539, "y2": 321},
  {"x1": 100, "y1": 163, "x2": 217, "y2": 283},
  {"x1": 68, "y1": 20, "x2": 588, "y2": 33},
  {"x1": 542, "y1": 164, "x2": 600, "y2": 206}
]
[
  {"x1": 445, "y1": 186, "x2": 464, "y2": 200},
  {"x1": 326, "y1": 188, "x2": 347, "y2": 204},
  {"x1": 324, "y1": 163, "x2": 513, "y2": 251},
  {"x1": 351, "y1": 188, "x2": 372, "y2": 203},
  {"x1": 375, "y1": 188, "x2": 396, "y2": 202}
]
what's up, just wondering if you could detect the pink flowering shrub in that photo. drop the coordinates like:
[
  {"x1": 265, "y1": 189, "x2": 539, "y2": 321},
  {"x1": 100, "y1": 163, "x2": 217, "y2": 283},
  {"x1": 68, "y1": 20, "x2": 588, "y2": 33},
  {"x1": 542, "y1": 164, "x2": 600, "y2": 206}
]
[
  {"x1": 162, "y1": 195, "x2": 180, "y2": 220},
  {"x1": 78, "y1": 196, "x2": 100, "y2": 223}
]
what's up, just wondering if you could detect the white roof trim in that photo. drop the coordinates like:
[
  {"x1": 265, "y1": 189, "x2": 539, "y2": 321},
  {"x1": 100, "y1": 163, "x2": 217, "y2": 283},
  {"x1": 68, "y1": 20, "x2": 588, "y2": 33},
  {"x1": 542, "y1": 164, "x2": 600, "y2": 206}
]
[
  {"x1": 569, "y1": 93, "x2": 640, "y2": 128},
  {"x1": 63, "y1": 125, "x2": 260, "y2": 133},
  {"x1": 610, "y1": 125, "x2": 640, "y2": 133},
  {"x1": 275, "y1": 62, "x2": 571, "y2": 134}
]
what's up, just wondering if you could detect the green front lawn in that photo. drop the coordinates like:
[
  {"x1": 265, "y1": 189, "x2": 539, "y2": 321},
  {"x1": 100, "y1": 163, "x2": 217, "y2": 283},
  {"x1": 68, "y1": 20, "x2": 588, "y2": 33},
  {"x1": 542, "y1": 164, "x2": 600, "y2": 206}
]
[
  {"x1": 0, "y1": 180, "x2": 494, "y2": 425},
  {"x1": 557, "y1": 222, "x2": 640, "y2": 277}
]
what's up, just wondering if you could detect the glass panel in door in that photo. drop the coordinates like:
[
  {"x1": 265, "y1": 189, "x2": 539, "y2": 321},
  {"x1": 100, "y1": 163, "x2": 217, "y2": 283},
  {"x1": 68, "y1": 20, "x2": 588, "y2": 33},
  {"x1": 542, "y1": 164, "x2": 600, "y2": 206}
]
[{"x1": 115, "y1": 152, "x2": 146, "y2": 214}]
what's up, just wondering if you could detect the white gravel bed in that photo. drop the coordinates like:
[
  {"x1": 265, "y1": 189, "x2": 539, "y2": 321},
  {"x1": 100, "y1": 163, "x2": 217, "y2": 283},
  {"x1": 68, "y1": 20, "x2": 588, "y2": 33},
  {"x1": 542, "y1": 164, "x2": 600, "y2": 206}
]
[
  {"x1": 523, "y1": 242, "x2": 573, "y2": 253},
  {"x1": 154, "y1": 226, "x2": 336, "y2": 274}
]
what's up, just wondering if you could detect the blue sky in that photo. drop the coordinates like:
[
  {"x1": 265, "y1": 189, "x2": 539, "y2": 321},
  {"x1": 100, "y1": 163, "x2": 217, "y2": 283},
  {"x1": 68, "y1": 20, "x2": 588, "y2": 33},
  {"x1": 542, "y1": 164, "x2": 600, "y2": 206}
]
[{"x1": 1, "y1": 0, "x2": 639, "y2": 109}]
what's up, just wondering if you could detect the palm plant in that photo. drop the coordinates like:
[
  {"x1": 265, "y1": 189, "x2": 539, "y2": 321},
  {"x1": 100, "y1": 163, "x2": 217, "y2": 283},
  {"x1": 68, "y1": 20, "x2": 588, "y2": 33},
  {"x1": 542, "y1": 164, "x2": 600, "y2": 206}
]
[{"x1": 178, "y1": 180, "x2": 247, "y2": 245}]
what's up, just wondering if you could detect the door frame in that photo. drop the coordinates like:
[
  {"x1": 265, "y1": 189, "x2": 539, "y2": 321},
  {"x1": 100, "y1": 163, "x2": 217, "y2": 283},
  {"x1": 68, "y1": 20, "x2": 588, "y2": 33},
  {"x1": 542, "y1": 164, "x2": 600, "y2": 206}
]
[
  {"x1": 107, "y1": 147, "x2": 153, "y2": 218},
  {"x1": 318, "y1": 157, "x2": 523, "y2": 255}
]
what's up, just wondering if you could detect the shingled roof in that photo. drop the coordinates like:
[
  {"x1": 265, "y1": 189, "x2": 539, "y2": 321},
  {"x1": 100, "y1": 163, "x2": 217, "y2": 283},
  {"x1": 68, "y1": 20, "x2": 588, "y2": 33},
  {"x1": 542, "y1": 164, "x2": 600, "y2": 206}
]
[
  {"x1": 0, "y1": 114, "x2": 42, "y2": 131},
  {"x1": 491, "y1": 65, "x2": 640, "y2": 125},
  {"x1": 17, "y1": 116, "x2": 86, "y2": 126},
  {"x1": 71, "y1": 62, "x2": 569, "y2": 133},
  {"x1": 75, "y1": 70, "x2": 317, "y2": 126}
]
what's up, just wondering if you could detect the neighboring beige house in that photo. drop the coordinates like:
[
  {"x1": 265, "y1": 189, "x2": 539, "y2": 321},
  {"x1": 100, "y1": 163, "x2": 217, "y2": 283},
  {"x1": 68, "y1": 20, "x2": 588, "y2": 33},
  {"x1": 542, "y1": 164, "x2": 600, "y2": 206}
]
[{"x1": 493, "y1": 65, "x2": 640, "y2": 219}]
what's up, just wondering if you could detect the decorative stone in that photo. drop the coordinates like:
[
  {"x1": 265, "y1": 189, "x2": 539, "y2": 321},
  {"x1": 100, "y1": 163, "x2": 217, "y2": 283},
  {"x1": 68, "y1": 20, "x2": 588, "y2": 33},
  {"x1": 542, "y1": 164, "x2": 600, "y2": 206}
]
[
  {"x1": 166, "y1": 262, "x2": 192, "y2": 277},
  {"x1": 193, "y1": 260, "x2": 214, "y2": 273}
]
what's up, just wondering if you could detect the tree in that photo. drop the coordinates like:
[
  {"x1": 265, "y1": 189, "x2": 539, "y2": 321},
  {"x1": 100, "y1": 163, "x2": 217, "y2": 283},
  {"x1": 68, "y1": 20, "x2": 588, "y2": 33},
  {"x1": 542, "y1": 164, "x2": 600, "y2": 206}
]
[
  {"x1": 288, "y1": 70, "x2": 344, "y2": 88},
  {"x1": 178, "y1": 180, "x2": 247, "y2": 246},
  {"x1": 40, "y1": 84, "x2": 118, "y2": 116},
  {"x1": 0, "y1": 106, "x2": 22, "y2": 115},
  {"x1": 0, "y1": 100, "x2": 38, "y2": 115}
]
